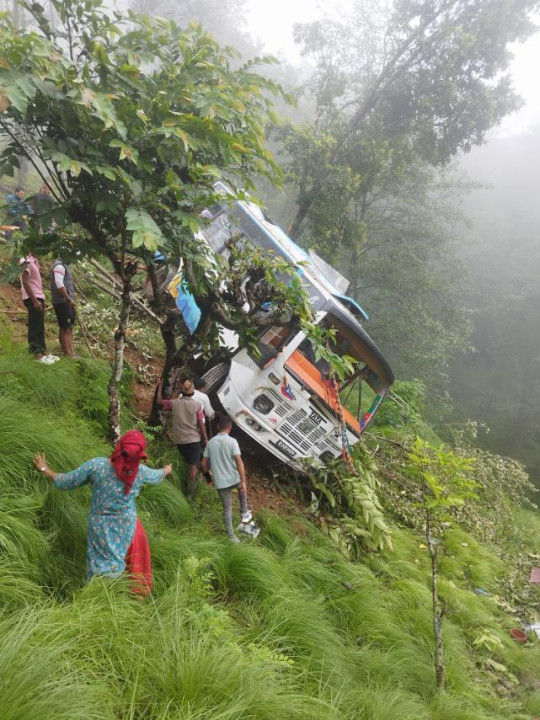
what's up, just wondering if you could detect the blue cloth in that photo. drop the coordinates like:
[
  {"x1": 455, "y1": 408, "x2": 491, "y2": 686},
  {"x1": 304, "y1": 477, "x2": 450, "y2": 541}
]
[
  {"x1": 174, "y1": 281, "x2": 201, "y2": 334},
  {"x1": 54, "y1": 457, "x2": 165, "y2": 580},
  {"x1": 5, "y1": 193, "x2": 30, "y2": 218}
]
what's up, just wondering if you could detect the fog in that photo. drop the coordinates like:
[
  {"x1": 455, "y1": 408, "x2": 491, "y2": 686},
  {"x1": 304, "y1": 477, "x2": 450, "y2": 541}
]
[
  {"x1": 451, "y1": 131, "x2": 540, "y2": 480},
  {"x1": 125, "y1": 0, "x2": 540, "y2": 479},
  {"x1": 16, "y1": 0, "x2": 540, "y2": 479}
]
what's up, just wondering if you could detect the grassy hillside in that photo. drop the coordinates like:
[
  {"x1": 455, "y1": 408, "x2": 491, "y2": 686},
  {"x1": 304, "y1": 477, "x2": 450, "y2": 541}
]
[{"x1": 0, "y1": 320, "x2": 539, "y2": 720}]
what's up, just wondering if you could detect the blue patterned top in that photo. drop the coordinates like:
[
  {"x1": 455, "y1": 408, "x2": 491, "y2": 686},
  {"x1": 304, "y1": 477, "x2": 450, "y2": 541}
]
[{"x1": 54, "y1": 457, "x2": 165, "y2": 580}]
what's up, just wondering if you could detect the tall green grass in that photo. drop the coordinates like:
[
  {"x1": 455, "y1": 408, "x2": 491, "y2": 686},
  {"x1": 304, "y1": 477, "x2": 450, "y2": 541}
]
[{"x1": 0, "y1": 323, "x2": 539, "y2": 720}]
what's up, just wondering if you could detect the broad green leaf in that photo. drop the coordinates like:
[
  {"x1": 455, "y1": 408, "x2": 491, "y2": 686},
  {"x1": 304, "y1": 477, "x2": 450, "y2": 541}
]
[
  {"x1": 125, "y1": 207, "x2": 164, "y2": 252},
  {"x1": 5, "y1": 83, "x2": 28, "y2": 113}
]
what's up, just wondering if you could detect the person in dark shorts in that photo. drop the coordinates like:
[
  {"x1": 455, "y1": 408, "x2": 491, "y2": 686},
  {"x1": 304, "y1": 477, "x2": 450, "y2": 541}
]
[
  {"x1": 157, "y1": 378, "x2": 208, "y2": 498},
  {"x1": 50, "y1": 257, "x2": 77, "y2": 357}
]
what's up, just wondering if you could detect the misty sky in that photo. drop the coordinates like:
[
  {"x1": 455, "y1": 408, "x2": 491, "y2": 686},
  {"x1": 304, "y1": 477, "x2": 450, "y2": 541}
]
[{"x1": 244, "y1": 0, "x2": 540, "y2": 135}]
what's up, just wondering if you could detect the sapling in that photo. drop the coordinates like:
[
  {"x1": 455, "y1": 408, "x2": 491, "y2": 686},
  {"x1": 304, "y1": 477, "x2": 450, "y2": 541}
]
[{"x1": 406, "y1": 437, "x2": 476, "y2": 689}]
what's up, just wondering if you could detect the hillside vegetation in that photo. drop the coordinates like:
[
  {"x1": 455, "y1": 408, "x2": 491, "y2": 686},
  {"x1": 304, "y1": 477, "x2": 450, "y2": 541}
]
[{"x1": 1, "y1": 314, "x2": 540, "y2": 720}]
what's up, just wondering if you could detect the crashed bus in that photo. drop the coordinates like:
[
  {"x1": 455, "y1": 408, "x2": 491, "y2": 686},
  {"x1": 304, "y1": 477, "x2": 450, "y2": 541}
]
[{"x1": 170, "y1": 185, "x2": 394, "y2": 471}]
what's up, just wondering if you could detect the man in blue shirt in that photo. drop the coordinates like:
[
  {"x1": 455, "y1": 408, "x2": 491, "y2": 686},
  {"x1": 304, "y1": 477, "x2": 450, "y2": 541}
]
[
  {"x1": 5, "y1": 187, "x2": 30, "y2": 237},
  {"x1": 201, "y1": 415, "x2": 253, "y2": 543}
]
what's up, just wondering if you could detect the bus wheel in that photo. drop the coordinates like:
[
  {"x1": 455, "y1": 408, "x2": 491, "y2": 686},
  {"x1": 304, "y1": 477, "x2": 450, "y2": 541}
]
[{"x1": 201, "y1": 362, "x2": 230, "y2": 394}]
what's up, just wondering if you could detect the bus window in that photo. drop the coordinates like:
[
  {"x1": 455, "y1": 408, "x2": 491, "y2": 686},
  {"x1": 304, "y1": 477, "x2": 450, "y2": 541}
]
[
  {"x1": 255, "y1": 325, "x2": 293, "y2": 367},
  {"x1": 339, "y1": 369, "x2": 385, "y2": 430},
  {"x1": 298, "y1": 338, "x2": 330, "y2": 378}
]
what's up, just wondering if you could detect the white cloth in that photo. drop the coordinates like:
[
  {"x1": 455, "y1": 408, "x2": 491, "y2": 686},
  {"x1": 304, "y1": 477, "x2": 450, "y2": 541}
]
[
  {"x1": 53, "y1": 265, "x2": 66, "y2": 288},
  {"x1": 193, "y1": 389, "x2": 215, "y2": 420}
]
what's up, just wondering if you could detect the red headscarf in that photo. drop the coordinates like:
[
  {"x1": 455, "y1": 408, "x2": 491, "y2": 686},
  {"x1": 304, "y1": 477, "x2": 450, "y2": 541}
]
[{"x1": 110, "y1": 430, "x2": 148, "y2": 494}]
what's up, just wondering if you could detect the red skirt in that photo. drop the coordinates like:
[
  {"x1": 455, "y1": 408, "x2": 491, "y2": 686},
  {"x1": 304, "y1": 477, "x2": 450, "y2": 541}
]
[{"x1": 125, "y1": 518, "x2": 153, "y2": 596}]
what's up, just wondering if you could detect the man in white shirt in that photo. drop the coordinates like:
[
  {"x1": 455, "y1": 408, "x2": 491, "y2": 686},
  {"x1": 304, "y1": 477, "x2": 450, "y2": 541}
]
[
  {"x1": 193, "y1": 378, "x2": 215, "y2": 420},
  {"x1": 50, "y1": 258, "x2": 77, "y2": 357}
]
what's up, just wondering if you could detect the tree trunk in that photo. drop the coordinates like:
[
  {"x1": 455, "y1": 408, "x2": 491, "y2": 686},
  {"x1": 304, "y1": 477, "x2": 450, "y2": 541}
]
[
  {"x1": 148, "y1": 311, "x2": 213, "y2": 425},
  {"x1": 17, "y1": 156, "x2": 28, "y2": 188},
  {"x1": 427, "y1": 511, "x2": 445, "y2": 689},
  {"x1": 288, "y1": 198, "x2": 313, "y2": 240},
  {"x1": 107, "y1": 277, "x2": 132, "y2": 444}
]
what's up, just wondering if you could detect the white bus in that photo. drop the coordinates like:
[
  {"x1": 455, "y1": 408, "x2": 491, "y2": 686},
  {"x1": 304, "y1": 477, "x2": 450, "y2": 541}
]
[{"x1": 175, "y1": 186, "x2": 394, "y2": 471}]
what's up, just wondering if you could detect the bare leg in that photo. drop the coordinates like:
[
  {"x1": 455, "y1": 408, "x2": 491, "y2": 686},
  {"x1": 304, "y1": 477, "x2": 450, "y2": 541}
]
[
  {"x1": 59, "y1": 327, "x2": 70, "y2": 355},
  {"x1": 185, "y1": 463, "x2": 199, "y2": 499},
  {"x1": 66, "y1": 326, "x2": 75, "y2": 356}
]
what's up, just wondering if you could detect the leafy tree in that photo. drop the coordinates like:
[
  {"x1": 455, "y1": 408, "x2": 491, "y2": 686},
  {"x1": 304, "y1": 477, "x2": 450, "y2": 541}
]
[
  {"x1": 280, "y1": 128, "x2": 473, "y2": 406},
  {"x1": 273, "y1": 0, "x2": 537, "y2": 405},
  {"x1": 0, "y1": 0, "x2": 290, "y2": 440},
  {"x1": 129, "y1": 0, "x2": 260, "y2": 60},
  {"x1": 287, "y1": 0, "x2": 538, "y2": 239}
]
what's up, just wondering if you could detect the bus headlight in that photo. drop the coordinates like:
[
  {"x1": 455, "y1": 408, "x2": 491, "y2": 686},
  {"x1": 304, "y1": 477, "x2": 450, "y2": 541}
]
[
  {"x1": 253, "y1": 394, "x2": 274, "y2": 415},
  {"x1": 320, "y1": 451, "x2": 337, "y2": 464},
  {"x1": 246, "y1": 417, "x2": 263, "y2": 431}
]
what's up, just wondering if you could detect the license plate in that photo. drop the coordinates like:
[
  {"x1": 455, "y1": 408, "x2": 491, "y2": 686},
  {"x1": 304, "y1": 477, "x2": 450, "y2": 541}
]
[{"x1": 271, "y1": 439, "x2": 296, "y2": 458}]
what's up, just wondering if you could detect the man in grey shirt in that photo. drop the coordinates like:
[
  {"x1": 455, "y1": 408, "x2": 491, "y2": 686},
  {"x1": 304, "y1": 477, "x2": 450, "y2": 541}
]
[
  {"x1": 158, "y1": 378, "x2": 208, "y2": 498},
  {"x1": 201, "y1": 415, "x2": 252, "y2": 542}
]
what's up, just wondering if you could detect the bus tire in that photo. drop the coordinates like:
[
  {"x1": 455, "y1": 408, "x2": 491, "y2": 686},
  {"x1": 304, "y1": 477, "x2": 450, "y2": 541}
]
[{"x1": 201, "y1": 362, "x2": 230, "y2": 394}]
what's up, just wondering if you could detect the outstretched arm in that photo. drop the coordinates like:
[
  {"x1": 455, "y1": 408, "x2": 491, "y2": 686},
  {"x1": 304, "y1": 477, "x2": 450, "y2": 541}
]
[
  {"x1": 33, "y1": 452, "x2": 57, "y2": 481},
  {"x1": 33, "y1": 452, "x2": 93, "y2": 490},
  {"x1": 140, "y1": 463, "x2": 173, "y2": 486}
]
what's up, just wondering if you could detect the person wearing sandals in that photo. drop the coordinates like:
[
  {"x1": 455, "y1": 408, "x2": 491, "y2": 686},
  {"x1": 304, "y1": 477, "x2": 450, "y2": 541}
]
[{"x1": 201, "y1": 414, "x2": 253, "y2": 543}]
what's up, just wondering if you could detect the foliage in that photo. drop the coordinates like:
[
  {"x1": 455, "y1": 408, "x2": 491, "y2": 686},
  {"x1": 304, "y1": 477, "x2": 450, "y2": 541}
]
[
  {"x1": 406, "y1": 438, "x2": 476, "y2": 518},
  {"x1": 405, "y1": 437, "x2": 476, "y2": 687},
  {"x1": 374, "y1": 378, "x2": 428, "y2": 428},
  {"x1": 130, "y1": 0, "x2": 260, "y2": 61},
  {"x1": 2, "y1": 292, "x2": 540, "y2": 718},
  {"x1": 451, "y1": 422, "x2": 536, "y2": 531},
  {"x1": 0, "y1": 0, "x2": 286, "y2": 260},
  {"x1": 186, "y1": 240, "x2": 315, "y2": 359},
  {"x1": 0, "y1": 0, "x2": 296, "y2": 437},
  {"x1": 273, "y1": 0, "x2": 539, "y2": 408},
  {"x1": 307, "y1": 446, "x2": 393, "y2": 556}
]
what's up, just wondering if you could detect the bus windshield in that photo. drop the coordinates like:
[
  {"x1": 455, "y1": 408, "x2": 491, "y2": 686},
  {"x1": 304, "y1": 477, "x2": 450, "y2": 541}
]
[{"x1": 284, "y1": 317, "x2": 390, "y2": 436}]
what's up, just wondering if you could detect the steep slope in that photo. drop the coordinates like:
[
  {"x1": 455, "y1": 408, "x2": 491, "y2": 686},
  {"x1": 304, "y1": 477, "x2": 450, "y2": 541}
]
[{"x1": 0, "y1": 320, "x2": 539, "y2": 720}]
